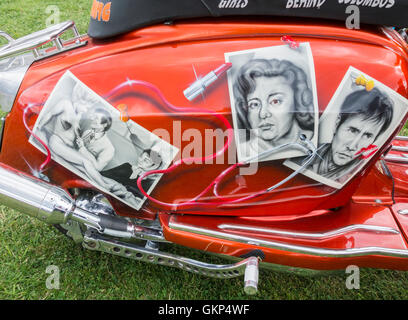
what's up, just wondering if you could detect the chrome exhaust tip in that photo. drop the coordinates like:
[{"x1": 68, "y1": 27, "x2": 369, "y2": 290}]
[
  {"x1": 0, "y1": 163, "x2": 74, "y2": 224},
  {"x1": 0, "y1": 162, "x2": 164, "y2": 241}
]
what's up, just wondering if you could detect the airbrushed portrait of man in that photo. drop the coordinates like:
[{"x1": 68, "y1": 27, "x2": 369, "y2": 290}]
[
  {"x1": 311, "y1": 87, "x2": 393, "y2": 181},
  {"x1": 284, "y1": 67, "x2": 408, "y2": 189}
]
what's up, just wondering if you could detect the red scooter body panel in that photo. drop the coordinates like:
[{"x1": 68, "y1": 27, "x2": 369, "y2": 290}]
[
  {"x1": 159, "y1": 202, "x2": 408, "y2": 271},
  {"x1": 1, "y1": 21, "x2": 408, "y2": 221}
]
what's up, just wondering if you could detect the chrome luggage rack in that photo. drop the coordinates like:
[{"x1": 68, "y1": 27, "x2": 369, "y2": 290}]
[
  {"x1": 0, "y1": 20, "x2": 87, "y2": 61},
  {"x1": 0, "y1": 21, "x2": 87, "y2": 112},
  {"x1": 384, "y1": 136, "x2": 408, "y2": 164}
]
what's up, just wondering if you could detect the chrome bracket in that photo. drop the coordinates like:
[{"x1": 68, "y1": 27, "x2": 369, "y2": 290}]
[
  {"x1": 0, "y1": 21, "x2": 87, "y2": 61},
  {"x1": 60, "y1": 220, "x2": 84, "y2": 244},
  {"x1": 398, "y1": 28, "x2": 408, "y2": 43},
  {"x1": 82, "y1": 231, "x2": 260, "y2": 295},
  {"x1": 0, "y1": 117, "x2": 5, "y2": 151},
  {"x1": 384, "y1": 137, "x2": 408, "y2": 163}
]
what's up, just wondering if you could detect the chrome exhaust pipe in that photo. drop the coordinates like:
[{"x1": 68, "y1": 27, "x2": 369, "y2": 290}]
[
  {"x1": 0, "y1": 163, "x2": 76, "y2": 225},
  {"x1": 0, "y1": 163, "x2": 261, "y2": 294},
  {"x1": 0, "y1": 163, "x2": 164, "y2": 241}
]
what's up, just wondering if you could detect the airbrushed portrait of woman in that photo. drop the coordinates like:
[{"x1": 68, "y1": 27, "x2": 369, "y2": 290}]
[
  {"x1": 285, "y1": 67, "x2": 408, "y2": 189},
  {"x1": 225, "y1": 43, "x2": 319, "y2": 163}
]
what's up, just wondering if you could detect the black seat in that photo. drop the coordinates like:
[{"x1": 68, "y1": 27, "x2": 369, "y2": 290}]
[{"x1": 88, "y1": 0, "x2": 408, "y2": 39}]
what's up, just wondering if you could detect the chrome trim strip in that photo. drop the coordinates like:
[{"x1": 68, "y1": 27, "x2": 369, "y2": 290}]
[
  {"x1": 384, "y1": 155, "x2": 408, "y2": 163},
  {"x1": 217, "y1": 224, "x2": 399, "y2": 239},
  {"x1": 398, "y1": 210, "x2": 408, "y2": 215},
  {"x1": 391, "y1": 145, "x2": 408, "y2": 152},
  {"x1": 395, "y1": 136, "x2": 408, "y2": 141},
  {"x1": 0, "y1": 117, "x2": 5, "y2": 151},
  {"x1": 169, "y1": 220, "x2": 408, "y2": 259}
]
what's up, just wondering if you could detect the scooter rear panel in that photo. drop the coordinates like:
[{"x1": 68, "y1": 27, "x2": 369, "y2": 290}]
[{"x1": 1, "y1": 21, "x2": 408, "y2": 220}]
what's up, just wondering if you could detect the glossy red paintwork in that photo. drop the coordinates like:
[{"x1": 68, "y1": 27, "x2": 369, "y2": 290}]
[
  {"x1": 159, "y1": 201, "x2": 408, "y2": 270},
  {"x1": 2, "y1": 21, "x2": 408, "y2": 217},
  {"x1": 2, "y1": 20, "x2": 408, "y2": 268}
]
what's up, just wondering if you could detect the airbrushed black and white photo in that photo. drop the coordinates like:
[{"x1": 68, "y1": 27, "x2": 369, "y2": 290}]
[
  {"x1": 29, "y1": 71, "x2": 179, "y2": 210},
  {"x1": 285, "y1": 66, "x2": 408, "y2": 189},
  {"x1": 225, "y1": 43, "x2": 319, "y2": 163}
]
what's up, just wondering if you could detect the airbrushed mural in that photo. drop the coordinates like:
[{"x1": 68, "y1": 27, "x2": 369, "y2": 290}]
[
  {"x1": 285, "y1": 66, "x2": 408, "y2": 189},
  {"x1": 29, "y1": 71, "x2": 179, "y2": 211},
  {"x1": 25, "y1": 41, "x2": 408, "y2": 210}
]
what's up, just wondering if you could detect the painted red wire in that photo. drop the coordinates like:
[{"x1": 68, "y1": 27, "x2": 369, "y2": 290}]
[
  {"x1": 20, "y1": 78, "x2": 297, "y2": 209},
  {"x1": 105, "y1": 79, "x2": 288, "y2": 209}
]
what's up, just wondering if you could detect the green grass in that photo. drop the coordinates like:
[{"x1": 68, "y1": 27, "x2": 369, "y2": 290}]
[
  {"x1": 2, "y1": 206, "x2": 408, "y2": 300},
  {"x1": 1, "y1": 0, "x2": 408, "y2": 300}
]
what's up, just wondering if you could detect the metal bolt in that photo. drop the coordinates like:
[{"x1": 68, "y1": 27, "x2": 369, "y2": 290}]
[
  {"x1": 145, "y1": 240, "x2": 159, "y2": 250},
  {"x1": 86, "y1": 241, "x2": 96, "y2": 248}
]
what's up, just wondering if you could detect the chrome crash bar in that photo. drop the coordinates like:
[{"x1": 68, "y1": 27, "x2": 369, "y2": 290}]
[{"x1": 169, "y1": 219, "x2": 408, "y2": 259}]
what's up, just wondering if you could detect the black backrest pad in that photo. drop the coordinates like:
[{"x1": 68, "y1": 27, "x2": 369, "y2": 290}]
[{"x1": 88, "y1": 0, "x2": 408, "y2": 39}]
